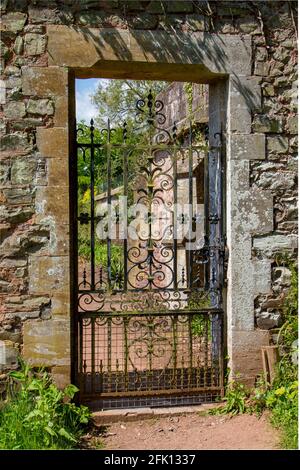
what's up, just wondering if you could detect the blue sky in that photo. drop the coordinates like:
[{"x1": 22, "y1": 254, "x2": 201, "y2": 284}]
[{"x1": 76, "y1": 78, "x2": 103, "y2": 123}]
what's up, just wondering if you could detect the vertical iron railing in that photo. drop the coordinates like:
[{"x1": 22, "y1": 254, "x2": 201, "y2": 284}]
[{"x1": 75, "y1": 91, "x2": 225, "y2": 408}]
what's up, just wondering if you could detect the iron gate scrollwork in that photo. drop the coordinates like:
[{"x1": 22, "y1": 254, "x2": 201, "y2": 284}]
[{"x1": 74, "y1": 90, "x2": 225, "y2": 409}]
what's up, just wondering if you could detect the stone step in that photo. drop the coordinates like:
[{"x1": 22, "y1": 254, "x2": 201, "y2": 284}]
[{"x1": 92, "y1": 403, "x2": 220, "y2": 425}]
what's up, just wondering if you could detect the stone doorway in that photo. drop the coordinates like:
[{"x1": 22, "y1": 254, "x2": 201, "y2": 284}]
[{"x1": 14, "y1": 24, "x2": 273, "y2": 392}]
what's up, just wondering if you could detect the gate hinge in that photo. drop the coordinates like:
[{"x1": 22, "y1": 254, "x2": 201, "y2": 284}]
[{"x1": 220, "y1": 238, "x2": 229, "y2": 287}]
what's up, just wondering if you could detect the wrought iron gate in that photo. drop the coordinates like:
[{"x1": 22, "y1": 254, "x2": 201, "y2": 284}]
[{"x1": 74, "y1": 90, "x2": 226, "y2": 409}]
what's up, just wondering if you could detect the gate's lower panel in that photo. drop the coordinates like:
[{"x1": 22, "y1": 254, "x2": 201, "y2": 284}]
[
  {"x1": 77, "y1": 310, "x2": 223, "y2": 409},
  {"x1": 83, "y1": 391, "x2": 222, "y2": 410}
]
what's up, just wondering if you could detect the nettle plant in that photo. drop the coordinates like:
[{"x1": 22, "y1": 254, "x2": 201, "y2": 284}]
[{"x1": 0, "y1": 361, "x2": 90, "y2": 450}]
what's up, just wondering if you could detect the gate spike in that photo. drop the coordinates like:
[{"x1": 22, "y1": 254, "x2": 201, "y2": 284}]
[
  {"x1": 83, "y1": 267, "x2": 87, "y2": 287},
  {"x1": 181, "y1": 267, "x2": 185, "y2": 285},
  {"x1": 147, "y1": 89, "x2": 153, "y2": 117},
  {"x1": 123, "y1": 121, "x2": 127, "y2": 142},
  {"x1": 172, "y1": 121, "x2": 177, "y2": 141}
]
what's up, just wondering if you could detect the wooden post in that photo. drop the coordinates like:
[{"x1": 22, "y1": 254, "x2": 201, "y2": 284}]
[{"x1": 261, "y1": 345, "x2": 280, "y2": 386}]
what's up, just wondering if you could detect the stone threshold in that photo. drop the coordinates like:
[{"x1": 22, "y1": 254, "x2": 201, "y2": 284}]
[{"x1": 92, "y1": 403, "x2": 220, "y2": 425}]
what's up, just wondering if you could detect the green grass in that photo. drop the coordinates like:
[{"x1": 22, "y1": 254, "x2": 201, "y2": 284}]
[{"x1": 0, "y1": 362, "x2": 90, "y2": 450}]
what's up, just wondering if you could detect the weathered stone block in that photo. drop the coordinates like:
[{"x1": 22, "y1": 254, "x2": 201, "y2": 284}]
[
  {"x1": 254, "y1": 172, "x2": 295, "y2": 191},
  {"x1": 230, "y1": 134, "x2": 265, "y2": 160},
  {"x1": 231, "y1": 75, "x2": 262, "y2": 112},
  {"x1": 24, "y1": 25, "x2": 44, "y2": 33},
  {"x1": 0, "y1": 160, "x2": 10, "y2": 186},
  {"x1": 262, "y1": 84, "x2": 275, "y2": 97},
  {"x1": 0, "y1": 40, "x2": 9, "y2": 59},
  {"x1": 0, "y1": 121, "x2": 6, "y2": 138},
  {"x1": 166, "y1": 1, "x2": 193, "y2": 13},
  {"x1": 127, "y1": 14, "x2": 158, "y2": 30},
  {"x1": 13, "y1": 36, "x2": 23, "y2": 54},
  {"x1": 255, "y1": 47, "x2": 268, "y2": 61},
  {"x1": 48, "y1": 223, "x2": 69, "y2": 256},
  {"x1": 27, "y1": 98, "x2": 54, "y2": 115},
  {"x1": 236, "y1": 17, "x2": 260, "y2": 34},
  {"x1": 47, "y1": 157, "x2": 69, "y2": 186},
  {"x1": 3, "y1": 101, "x2": 26, "y2": 119},
  {"x1": 252, "y1": 115, "x2": 284, "y2": 133},
  {"x1": 35, "y1": 186, "x2": 69, "y2": 221},
  {"x1": 0, "y1": 205, "x2": 34, "y2": 224},
  {"x1": 229, "y1": 107, "x2": 252, "y2": 134},
  {"x1": 256, "y1": 312, "x2": 282, "y2": 330},
  {"x1": 286, "y1": 116, "x2": 297, "y2": 135},
  {"x1": 50, "y1": 292, "x2": 70, "y2": 316},
  {"x1": 254, "y1": 61, "x2": 270, "y2": 76},
  {"x1": 267, "y1": 135, "x2": 289, "y2": 154},
  {"x1": 11, "y1": 156, "x2": 36, "y2": 185},
  {"x1": 22, "y1": 66, "x2": 68, "y2": 96},
  {"x1": 76, "y1": 11, "x2": 105, "y2": 26},
  {"x1": 147, "y1": 1, "x2": 165, "y2": 14},
  {"x1": 1, "y1": 12, "x2": 27, "y2": 32},
  {"x1": 23, "y1": 319, "x2": 70, "y2": 367},
  {"x1": 229, "y1": 76, "x2": 261, "y2": 133},
  {"x1": 158, "y1": 15, "x2": 184, "y2": 30},
  {"x1": 77, "y1": 12, "x2": 126, "y2": 28},
  {"x1": 24, "y1": 33, "x2": 47, "y2": 56},
  {"x1": 36, "y1": 127, "x2": 68, "y2": 158},
  {"x1": 273, "y1": 267, "x2": 292, "y2": 287},
  {"x1": 28, "y1": 256, "x2": 69, "y2": 294},
  {"x1": 9, "y1": 118, "x2": 44, "y2": 131},
  {"x1": 51, "y1": 365, "x2": 71, "y2": 389},
  {"x1": 232, "y1": 189, "x2": 273, "y2": 235},
  {"x1": 217, "y1": 5, "x2": 249, "y2": 16},
  {"x1": 47, "y1": 26, "x2": 251, "y2": 77},
  {"x1": 3, "y1": 187, "x2": 34, "y2": 204},
  {"x1": 28, "y1": 6, "x2": 73, "y2": 24},
  {"x1": 0, "y1": 340, "x2": 18, "y2": 371},
  {"x1": 252, "y1": 260, "x2": 272, "y2": 296},
  {"x1": 4, "y1": 76, "x2": 22, "y2": 90},
  {"x1": 229, "y1": 330, "x2": 270, "y2": 386},
  {"x1": 4, "y1": 65, "x2": 21, "y2": 76},
  {"x1": 185, "y1": 14, "x2": 207, "y2": 31},
  {"x1": 53, "y1": 95, "x2": 68, "y2": 127},
  {"x1": 253, "y1": 234, "x2": 298, "y2": 255}
]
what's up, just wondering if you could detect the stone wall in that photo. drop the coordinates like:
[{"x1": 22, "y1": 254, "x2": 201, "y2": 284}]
[{"x1": 0, "y1": 1, "x2": 298, "y2": 388}]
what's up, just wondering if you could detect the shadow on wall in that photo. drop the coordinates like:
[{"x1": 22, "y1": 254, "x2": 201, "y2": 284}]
[{"x1": 81, "y1": 26, "x2": 261, "y2": 112}]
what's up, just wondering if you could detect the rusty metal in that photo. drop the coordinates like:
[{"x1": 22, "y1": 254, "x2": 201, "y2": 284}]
[{"x1": 75, "y1": 90, "x2": 225, "y2": 409}]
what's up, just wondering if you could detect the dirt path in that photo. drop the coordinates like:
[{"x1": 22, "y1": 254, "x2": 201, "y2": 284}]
[{"x1": 88, "y1": 412, "x2": 279, "y2": 450}]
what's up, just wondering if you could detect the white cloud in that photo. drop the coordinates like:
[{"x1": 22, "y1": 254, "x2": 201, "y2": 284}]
[{"x1": 76, "y1": 79, "x2": 102, "y2": 123}]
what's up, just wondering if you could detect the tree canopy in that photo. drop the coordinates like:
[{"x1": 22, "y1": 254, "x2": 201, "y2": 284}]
[{"x1": 91, "y1": 79, "x2": 167, "y2": 127}]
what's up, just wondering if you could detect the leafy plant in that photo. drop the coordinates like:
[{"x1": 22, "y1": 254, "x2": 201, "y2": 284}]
[
  {"x1": 209, "y1": 380, "x2": 249, "y2": 416},
  {"x1": 0, "y1": 361, "x2": 90, "y2": 450},
  {"x1": 218, "y1": 262, "x2": 298, "y2": 449}
]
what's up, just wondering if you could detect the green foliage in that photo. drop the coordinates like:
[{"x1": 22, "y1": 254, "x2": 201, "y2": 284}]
[
  {"x1": 278, "y1": 263, "x2": 298, "y2": 349},
  {"x1": 209, "y1": 381, "x2": 249, "y2": 416},
  {"x1": 91, "y1": 79, "x2": 167, "y2": 126},
  {"x1": 265, "y1": 378, "x2": 298, "y2": 449},
  {"x1": 184, "y1": 82, "x2": 193, "y2": 117},
  {"x1": 267, "y1": 262, "x2": 298, "y2": 448},
  {"x1": 212, "y1": 263, "x2": 298, "y2": 449},
  {"x1": 191, "y1": 315, "x2": 207, "y2": 337},
  {"x1": 0, "y1": 361, "x2": 90, "y2": 450}
]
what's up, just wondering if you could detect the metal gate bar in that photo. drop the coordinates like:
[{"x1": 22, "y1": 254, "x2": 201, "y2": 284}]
[
  {"x1": 75, "y1": 90, "x2": 225, "y2": 409},
  {"x1": 78, "y1": 310, "x2": 223, "y2": 408}
]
